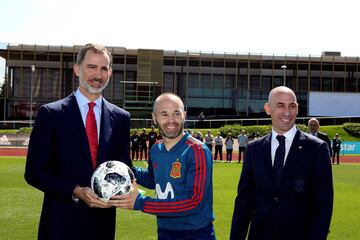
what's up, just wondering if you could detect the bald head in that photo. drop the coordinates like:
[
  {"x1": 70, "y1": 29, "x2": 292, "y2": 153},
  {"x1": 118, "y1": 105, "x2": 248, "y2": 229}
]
[
  {"x1": 308, "y1": 118, "x2": 320, "y2": 133},
  {"x1": 268, "y1": 86, "x2": 297, "y2": 104}
]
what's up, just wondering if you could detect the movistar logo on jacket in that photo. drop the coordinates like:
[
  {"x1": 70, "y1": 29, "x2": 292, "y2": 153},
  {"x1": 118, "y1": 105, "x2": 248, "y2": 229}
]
[{"x1": 156, "y1": 182, "x2": 174, "y2": 199}]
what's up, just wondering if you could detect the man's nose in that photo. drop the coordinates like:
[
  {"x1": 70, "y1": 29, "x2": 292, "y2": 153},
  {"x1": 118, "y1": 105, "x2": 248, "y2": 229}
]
[{"x1": 94, "y1": 68, "x2": 102, "y2": 78}]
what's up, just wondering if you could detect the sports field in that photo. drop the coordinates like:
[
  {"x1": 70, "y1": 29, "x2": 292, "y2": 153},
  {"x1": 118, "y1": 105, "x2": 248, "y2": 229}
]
[{"x1": 0, "y1": 157, "x2": 359, "y2": 239}]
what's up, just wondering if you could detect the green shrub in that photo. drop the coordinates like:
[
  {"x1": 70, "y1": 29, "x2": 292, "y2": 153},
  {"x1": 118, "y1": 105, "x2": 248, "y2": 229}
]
[
  {"x1": 219, "y1": 124, "x2": 308, "y2": 138},
  {"x1": 343, "y1": 123, "x2": 360, "y2": 137},
  {"x1": 0, "y1": 127, "x2": 34, "y2": 135},
  {"x1": 0, "y1": 129, "x2": 19, "y2": 134},
  {"x1": 16, "y1": 127, "x2": 33, "y2": 135}
]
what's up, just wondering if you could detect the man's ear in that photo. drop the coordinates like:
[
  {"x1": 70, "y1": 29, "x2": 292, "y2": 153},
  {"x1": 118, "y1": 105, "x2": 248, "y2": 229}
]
[
  {"x1": 152, "y1": 113, "x2": 156, "y2": 126},
  {"x1": 74, "y1": 64, "x2": 80, "y2": 77},
  {"x1": 264, "y1": 103, "x2": 271, "y2": 116}
]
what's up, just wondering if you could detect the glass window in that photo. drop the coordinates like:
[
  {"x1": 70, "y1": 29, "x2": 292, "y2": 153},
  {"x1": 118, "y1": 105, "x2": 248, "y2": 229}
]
[
  {"x1": 261, "y1": 76, "x2": 272, "y2": 92},
  {"x1": 113, "y1": 71, "x2": 124, "y2": 100},
  {"x1": 200, "y1": 73, "x2": 212, "y2": 88},
  {"x1": 310, "y1": 63, "x2": 321, "y2": 91},
  {"x1": 250, "y1": 75, "x2": 260, "y2": 89},
  {"x1": 163, "y1": 72, "x2": 174, "y2": 92},
  {"x1": 213, "y1": 74, "x2": 223, "y2": 89},
  {"x1": 224, "y1": 75, "x2": 235, "y2": 88},
  {"x1": 188, "y1": 73, "x2": 200, "y2": 88},
  {"x1": 345, "y1": 63, "x2": 357, "y2": 92},
  {"x1": 334, "y1": 63, "x2": 345, "y2": 91}
]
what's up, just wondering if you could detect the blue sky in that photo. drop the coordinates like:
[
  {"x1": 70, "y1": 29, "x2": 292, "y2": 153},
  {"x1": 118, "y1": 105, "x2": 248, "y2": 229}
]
[{"x1": 1, "y1": 0, "x2": 359, "y2": 82}]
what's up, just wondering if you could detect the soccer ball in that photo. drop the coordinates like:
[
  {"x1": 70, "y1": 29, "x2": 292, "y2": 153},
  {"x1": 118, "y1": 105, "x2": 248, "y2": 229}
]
[{"x1": 91, "y1": 161, "x2": 135, "y2": 201}]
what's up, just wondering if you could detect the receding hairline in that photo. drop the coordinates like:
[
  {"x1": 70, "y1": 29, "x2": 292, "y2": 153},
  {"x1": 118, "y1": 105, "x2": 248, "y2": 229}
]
[
  {"x1": 308, "y1": 118, "x2": 319, "y2": 124},
  {"x1": 153, "y1": 93, "x2": 185, "y2": 113}
]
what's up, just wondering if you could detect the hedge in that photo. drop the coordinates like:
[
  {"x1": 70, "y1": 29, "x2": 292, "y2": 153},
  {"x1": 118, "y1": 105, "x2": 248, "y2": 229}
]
[{"x1": 343, "y1": 123, "x2": 360, "y2": 137}]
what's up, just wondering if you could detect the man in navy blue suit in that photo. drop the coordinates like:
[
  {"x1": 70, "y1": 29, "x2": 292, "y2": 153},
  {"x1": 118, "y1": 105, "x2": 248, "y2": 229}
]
[
  {"x1": 25, "y1": 43, "x2": 132, "y2": 240},
  {"x1": 308, "y1": 118, "x2": 332, "y2": 157},
  {"x1": 230, "y1": 86, "x2": 333, "y2": 240}
]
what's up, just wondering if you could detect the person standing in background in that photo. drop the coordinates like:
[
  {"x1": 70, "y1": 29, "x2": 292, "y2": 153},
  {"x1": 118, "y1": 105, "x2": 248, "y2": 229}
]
[
  {"x1": 194, "y1": 131, "x2": 203, "y2": 142},
  {"x1": 237, "y1": 130, "x2": 249, "y2": 163},
  {"x1": 332, "y1": 133, "x2": 342, "y2": 164},
  {"x1": 214, "y1": 132, "x2": 224, "y2": 161},
  {"x1": 130, "y1": 129, "x2": 140, "y2": 161},
  {"x1": 230, "y1": 86, "x2": 333, "y2": 240},
  {"x1": 148, "y1": 125, "x2": 158, "y2": 151},
  {"x1": 204, "y1": 130, "x2": 214, "y2": 153},
  {"x1": 139, "y1": 128, "x2": 148, "y2": 161},
  {"x1": 24, "y1": 43, "x2": 132, "y2": 240},
  {"x1": 225, "y1": 133, "x2": 234, "y2": 163},
  {"x1": 308, "y1": 118, "x2": 332, "y2": 158}
]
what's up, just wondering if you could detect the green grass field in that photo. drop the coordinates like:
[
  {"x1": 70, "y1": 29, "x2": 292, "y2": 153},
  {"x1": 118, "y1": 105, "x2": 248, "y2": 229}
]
[{"x1": 1, "y1": 157, "x2": 359, "y2": 239}]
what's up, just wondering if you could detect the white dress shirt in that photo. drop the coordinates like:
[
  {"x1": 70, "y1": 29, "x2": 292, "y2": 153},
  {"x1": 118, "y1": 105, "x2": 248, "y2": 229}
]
[
  {"x1": 271, "y1": 125, "x2": 297, "y2": 166},
  {"x1": 74, "y1": 89, "x2": 102, "y2": 140}
]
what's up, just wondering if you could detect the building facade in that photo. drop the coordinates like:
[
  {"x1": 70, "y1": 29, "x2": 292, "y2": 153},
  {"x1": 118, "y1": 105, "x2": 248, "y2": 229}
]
[{"x1": 0, "y1": 43, "x2": 359, "y2": 121}]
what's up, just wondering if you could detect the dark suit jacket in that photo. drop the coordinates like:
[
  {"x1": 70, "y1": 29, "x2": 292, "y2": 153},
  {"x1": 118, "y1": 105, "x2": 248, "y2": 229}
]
[
  {"x1": 316, "y1": 131, "x2": 332, "y2": 156},
  {"x1": 230, "y1": 130, "x2": 333, "y2": 240},
  {"x1": 332, "y1": 138, "x2": 342, "y2": 151},
  {"x1": 25, "y1": 93, "x2": 132, "y2": 240}
]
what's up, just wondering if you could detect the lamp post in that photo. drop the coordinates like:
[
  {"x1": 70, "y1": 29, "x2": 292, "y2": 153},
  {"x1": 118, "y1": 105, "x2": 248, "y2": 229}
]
[
  {"x1": 30, "y1": 65, "x2": 35, "y2": 127},
  {"x1": 281, "y1": 65, "x2": 287, "y2": 86}
]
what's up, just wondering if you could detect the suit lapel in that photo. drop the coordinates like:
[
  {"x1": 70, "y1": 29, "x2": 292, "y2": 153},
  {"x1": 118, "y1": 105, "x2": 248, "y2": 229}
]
[
  {"x1": 263, "y1": 134, "x2": 273, "y2": 171},
  {"x1": 97, "y1": 99, "x2": 114, "y2": 164},
  {"x1": 279, "y1": 130, "x2": 306, "y2": 193},
  {"x1": 259, "y1": 134, "x2": 276, "y2": 194},
  {"x1": 63, "y1": 94, "x2": 92, "y2": 162}
]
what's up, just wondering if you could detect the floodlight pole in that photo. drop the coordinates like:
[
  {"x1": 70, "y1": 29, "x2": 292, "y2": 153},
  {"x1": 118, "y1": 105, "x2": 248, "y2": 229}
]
[
  {"x1": 281, "y1": 65, "x2": 287, "y2": 86},
  {"x1": 30, "y1": 65, "x2": 35, "y2": 127}
]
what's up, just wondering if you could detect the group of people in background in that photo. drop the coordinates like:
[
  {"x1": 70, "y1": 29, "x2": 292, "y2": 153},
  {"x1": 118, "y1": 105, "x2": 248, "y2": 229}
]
[
  {"x1": 132, "y1": 127, "x2": 253, "y2": 164},
  {"x1": 130, "y1": 126, "x2": 159, "y2": 161},
  {"x1": 188, "y1": 129, "x2": 251, "y2": 163},
  {"x1": 131, "y1": 121, "x2": 344, "y2": 165}
]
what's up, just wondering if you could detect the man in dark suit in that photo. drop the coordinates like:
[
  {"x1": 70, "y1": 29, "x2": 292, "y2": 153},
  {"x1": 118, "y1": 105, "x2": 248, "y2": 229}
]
[
  {"x1": 332, "y1": 133, "x2": 342, "y2": 164},
  {"x1": 308, "y1": 118, "x2": 332, "y2": 157},
  {"x1": 230, "y1": 86, "x2": 333, "y2": 240},
  {"x1": 25, "y1": 43, "x2": 132, "y2": 240}
]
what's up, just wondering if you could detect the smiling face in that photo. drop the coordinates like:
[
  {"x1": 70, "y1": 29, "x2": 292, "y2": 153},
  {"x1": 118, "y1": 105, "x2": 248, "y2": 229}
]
[
  {"x1": 74, "y1": 50, "x2": 112, "y2": 101},
  {"x1": 264, "y1": 87, "x2": 298, "y2": 134},
  {"x1": 152, "y1": 94, "x2": 186, "y2": 146}
]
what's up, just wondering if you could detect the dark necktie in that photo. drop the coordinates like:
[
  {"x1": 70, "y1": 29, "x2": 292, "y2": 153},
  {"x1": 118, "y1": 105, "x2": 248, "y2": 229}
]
[
  {"x1": 273, "y1": 135, "x2": 286, "y2": 186},
  {"x1": 86, "y1": 102, "x2": 98, "y2": 169}
]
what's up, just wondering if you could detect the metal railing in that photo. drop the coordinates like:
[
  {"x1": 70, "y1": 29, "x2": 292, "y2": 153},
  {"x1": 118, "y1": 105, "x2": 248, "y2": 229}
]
[
  {"x1": 0, "y1": 116, "x2": 359, "y2": 131},
  {"x1": 130, "y1": 116, "x2": 360, "y2": 129}
]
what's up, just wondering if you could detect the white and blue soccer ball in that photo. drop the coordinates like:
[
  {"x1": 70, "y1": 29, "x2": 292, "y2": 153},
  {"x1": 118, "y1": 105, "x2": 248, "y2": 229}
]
[{"x1": 91, "y1": 161, "x2": 134, "y2": 201}]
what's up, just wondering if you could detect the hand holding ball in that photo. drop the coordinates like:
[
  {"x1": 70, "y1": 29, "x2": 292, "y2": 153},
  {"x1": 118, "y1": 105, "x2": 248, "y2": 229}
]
[{"x1": 91, "y1": 161, "x2": 134, "y2": 201}]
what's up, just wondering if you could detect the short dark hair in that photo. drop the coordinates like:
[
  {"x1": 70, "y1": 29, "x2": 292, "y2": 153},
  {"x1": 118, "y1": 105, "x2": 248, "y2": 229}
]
[{"x1": 76, "y1": 43, "x2": 112, "y2": 66}]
